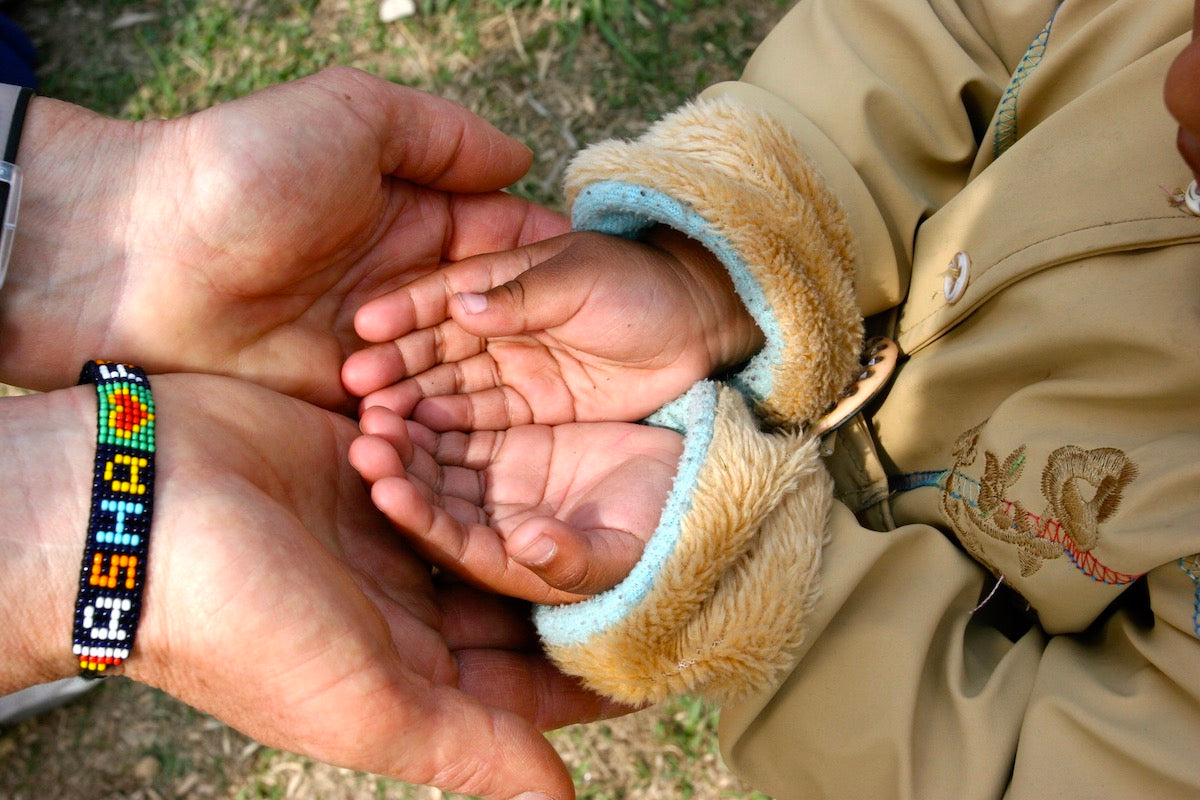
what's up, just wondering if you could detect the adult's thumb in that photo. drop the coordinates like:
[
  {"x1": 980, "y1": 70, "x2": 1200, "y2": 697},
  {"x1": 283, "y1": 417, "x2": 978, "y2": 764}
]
[{"x1": 400, "y1": 685, "x2": 576, "y2": 800}]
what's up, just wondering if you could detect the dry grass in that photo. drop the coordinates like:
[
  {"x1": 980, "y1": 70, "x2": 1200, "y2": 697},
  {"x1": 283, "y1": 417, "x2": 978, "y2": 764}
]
[
  {"x1": 0, "y1": 1, "x2": 790, "y2": 798},
  {"x1": 0, "y1": 679, "x2": 762, "y2": 799}
]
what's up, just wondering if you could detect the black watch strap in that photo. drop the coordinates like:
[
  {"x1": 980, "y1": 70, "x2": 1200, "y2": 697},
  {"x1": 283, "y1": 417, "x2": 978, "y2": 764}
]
[{"x1": 0, "y1": 83, "x2": 32, "y2": 163}]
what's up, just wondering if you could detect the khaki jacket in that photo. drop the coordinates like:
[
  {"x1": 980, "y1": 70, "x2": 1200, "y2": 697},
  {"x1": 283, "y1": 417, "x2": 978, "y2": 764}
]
[{"x1": 537, "y1": 1, "x2": 1200, "y2": 797}]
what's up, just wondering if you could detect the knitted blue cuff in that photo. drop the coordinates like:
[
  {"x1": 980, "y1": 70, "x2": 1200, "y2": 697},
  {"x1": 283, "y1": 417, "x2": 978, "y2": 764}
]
[
  {"x1": 533, "y1": 380, "x2": 718, "y2": 646},
  {"x1": 571, "y1": 180, "x2": 783, "y2": 410}
]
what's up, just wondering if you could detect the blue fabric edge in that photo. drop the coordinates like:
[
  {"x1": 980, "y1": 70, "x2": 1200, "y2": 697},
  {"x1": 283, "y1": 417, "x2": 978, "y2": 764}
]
[
  {"x1": 533, "y1": 380, "x2": 719, "y2": 646},
  {"x1": 568, "y1": 180, "x2": 784, "y2": 406}
]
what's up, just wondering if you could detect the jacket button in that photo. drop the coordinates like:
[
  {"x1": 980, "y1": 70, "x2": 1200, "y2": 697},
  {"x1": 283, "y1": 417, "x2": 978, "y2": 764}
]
[{"x1": 943, "y1": 251, "x2": 971, "y2": 304}]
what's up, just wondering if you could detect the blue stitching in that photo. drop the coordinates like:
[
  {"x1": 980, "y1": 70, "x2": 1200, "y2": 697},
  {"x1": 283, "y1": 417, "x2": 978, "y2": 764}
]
[
  {"x1": 892, "y1": 469, "x2": 982, "y2": 504},
  {"x1": 993, "y1": 4, "x2": 1062, "y2": 159},
  {"x1": 889, "y1": 469, "x2": 948, "y2": 493},
  {"x1": 1179, "y1": 556, "x2": 1200, "y2": 638}
]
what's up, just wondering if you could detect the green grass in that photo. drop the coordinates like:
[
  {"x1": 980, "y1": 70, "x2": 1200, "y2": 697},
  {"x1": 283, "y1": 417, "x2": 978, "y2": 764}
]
[
  {"x1": 36, "y1": 0, "x2": 362, "y2": 117},
  {"x1": 416, "y1": 0, "x2": 722, "y2": 80},
  {"x1": 21, "y1": 0, "x2": 785, "y2": 209},
  {"x1": 22, "y1": 0, "x2": 785, "y2": 208},
  {"x1": 29, "y1": 0, "x2": 772, "y2": 116}
]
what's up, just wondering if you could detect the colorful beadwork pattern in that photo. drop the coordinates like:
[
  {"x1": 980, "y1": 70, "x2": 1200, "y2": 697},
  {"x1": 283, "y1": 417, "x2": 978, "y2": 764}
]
[{"x1": 71, "y1": 361, "x2": 156, "y2": 678}]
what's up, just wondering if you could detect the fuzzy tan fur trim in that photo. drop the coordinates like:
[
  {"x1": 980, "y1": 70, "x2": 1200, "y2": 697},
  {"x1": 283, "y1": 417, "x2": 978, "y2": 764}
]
[
  {"x1": 566, "y1": 97, "x2": 864, "y2": 428},
  {"x1": 542, "y1": 386, "x2": 831, "y2": 705}
]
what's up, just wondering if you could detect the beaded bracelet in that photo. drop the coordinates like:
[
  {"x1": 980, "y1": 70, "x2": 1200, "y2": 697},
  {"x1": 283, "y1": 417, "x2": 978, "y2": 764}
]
[{"x1": 71, "y1": 361, "x2": 156, "y2": 678}]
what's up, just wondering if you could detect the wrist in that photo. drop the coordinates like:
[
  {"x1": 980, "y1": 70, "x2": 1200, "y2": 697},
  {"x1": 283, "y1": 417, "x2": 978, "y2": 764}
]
[
  {"x1": 0, "y1": 387, "x2": 97, "y2": 692},
  {"x1": 0, "y1": 97, "x2": 141, "y2": 390},
  {"x1": 645, "y1": 226, "x2": 765, "y2": 372}
]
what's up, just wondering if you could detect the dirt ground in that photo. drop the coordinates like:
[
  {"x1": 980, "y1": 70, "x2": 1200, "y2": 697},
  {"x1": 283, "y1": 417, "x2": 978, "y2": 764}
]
[{"x1": 0, "y1": 678, "x2": 759, "y2": 799}]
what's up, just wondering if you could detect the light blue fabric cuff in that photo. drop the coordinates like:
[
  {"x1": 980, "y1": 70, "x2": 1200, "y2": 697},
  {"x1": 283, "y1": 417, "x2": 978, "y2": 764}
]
[
  {"x1": 571, "y1": 180, "x2": 784, "y2": 409},
  {"x1": 534, "y1": 380, "x2": 718, "y2": 647}
]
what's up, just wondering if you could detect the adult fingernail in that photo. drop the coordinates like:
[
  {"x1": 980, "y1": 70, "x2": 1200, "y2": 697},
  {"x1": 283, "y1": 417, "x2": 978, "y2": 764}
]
[
  {"x1": 513, "y1": 793, "x2": 556, "y2": 800},
  {"x1": 457, "y1": 292, "x2": 488, "y2": 314},
  {"x1": 509, "y1": 530, "x2": 556, "y2": 566}
]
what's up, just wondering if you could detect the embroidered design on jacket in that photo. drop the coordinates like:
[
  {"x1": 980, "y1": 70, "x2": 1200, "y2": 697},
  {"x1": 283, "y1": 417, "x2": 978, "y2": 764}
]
[
  {"x1": 929, "y1": 424, "x2": 1141, "y2": 584},
  {"x1": 1179, "y1": 556, "x2": 1200, "y2": 638}
]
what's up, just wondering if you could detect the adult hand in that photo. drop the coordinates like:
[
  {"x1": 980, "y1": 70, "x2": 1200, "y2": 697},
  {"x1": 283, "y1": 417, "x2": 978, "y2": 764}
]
[
  {"x1": 0, "y1": 67, "x2": 567, "y2": 408},
  {"x1": 349, "y1": 404, "x2": 683, "y2": 602},
  {"x1": 343, "y1": 228, "x2": 762, "y2": 428},
  {"x1": 1, "y1": 374, "x2": 616, "y2": 799}
]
